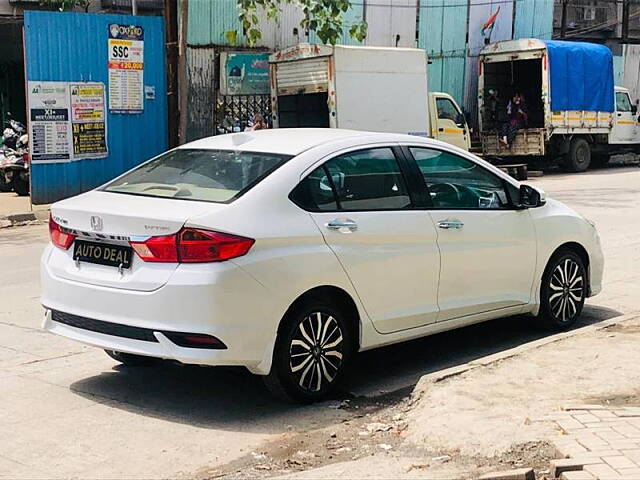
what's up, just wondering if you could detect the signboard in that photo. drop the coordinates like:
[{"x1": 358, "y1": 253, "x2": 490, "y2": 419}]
[
  {"x1": 69, "y1": 83, "x2": 108, "y2": 159},
  {"x1": 108, "y1": 24, "x2": 144, "y2": 113},
  {"x1": 28, "y1": 81, "x2": 109, "y2": 163},
  {"x1": 28, "y1": 81, "x2": 72, "y2": 162},
  {"x1": 220, "y1": 52, "x2": 270, "y2": 95}
]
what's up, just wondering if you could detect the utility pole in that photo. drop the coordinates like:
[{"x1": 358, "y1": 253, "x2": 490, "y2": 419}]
[
  {"x1": 164, "y1": 0, "x2": 179, "y2": 148},
  {"x1": 178, "y1": 0, "x2": 189, "y2": 145},
  {"x1": 622, "y1": 0, "x2": 630, "y2": 42},
  {"x1": 560, "y1": 0, "x2": 568, "y2": 39}
]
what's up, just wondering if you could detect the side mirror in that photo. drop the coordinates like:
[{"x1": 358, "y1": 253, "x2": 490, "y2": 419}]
[
  {"x1": 517, "y1": 184, "x2": 546, "y2": 209},
  {"x1": 632, "y1": 105, "x2": 638, "y2": 115},
  {"x1": 455, "y1": 112, "x2": 466, "y2": 127}
]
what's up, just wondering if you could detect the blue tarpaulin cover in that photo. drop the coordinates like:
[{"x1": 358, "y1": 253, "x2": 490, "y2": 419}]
[{"x1": 543, "y1": 40, "x2": 615, "y2": 112}]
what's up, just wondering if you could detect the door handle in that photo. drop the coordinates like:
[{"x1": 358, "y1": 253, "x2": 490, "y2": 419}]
[
  {"x1": 326, "y1": 219, "x2": 358, "y2": 231},
  {"x1": 438, "y1": 128, "x2": 444, "y2": 132},
  {"x1": 437, "y1": 219, "x2": 464, "y2": 230}
]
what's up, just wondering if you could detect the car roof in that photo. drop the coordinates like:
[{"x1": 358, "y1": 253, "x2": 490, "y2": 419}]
[{"x1": 178, "y1": 128, "x2": 435, "y2": 156}]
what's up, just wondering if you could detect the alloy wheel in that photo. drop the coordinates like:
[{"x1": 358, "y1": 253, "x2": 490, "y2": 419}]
[
  {"x1": 548, "y1": 258, "x2": 584, "y2": 323},
  {"x1": 289, "y1": 311, "x2": 344, "y2": 393}
]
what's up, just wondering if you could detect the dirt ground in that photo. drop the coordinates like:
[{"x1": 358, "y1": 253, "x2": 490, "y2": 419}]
[{"x1": 202, "y1": 316, "x2": 639, "y2": 480}]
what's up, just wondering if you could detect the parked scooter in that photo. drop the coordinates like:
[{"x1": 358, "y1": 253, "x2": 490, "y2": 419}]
[
  {"x1": 2, "y1": 114, "x2": 26, "y2": 151},
  {"x1": 0, "y1": 131, "x2": 29, "y2": 196}
]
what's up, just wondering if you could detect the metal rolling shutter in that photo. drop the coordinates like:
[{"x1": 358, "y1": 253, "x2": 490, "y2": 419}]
[{"x1": 275, "y1": 58, "x2": 330, "y2": 95}]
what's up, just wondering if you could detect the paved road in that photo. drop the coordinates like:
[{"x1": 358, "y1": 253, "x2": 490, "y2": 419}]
[{"x1": 1, "y1": 166, "x2": 638, "y2": 479}]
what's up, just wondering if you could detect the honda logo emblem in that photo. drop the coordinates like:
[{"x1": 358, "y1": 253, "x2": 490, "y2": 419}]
[{"x1": 90, "y1": 216, "x2": 103, "y2": 231}]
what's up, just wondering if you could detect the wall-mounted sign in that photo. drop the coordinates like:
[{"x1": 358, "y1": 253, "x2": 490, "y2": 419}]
[
  {"x1": 220, "y1": 52, "x2": 270, "y2": 95},
  {"x1": 28, "y1": 81, "x2": 72, "y2": 162},
  {"x1": 108, "y1": 24, "x2": 144, "y2": 113},
  {"x1": 69, "y1": 83, "x2": 108, "y2": 159},
  {"x1": 28, "y1": 81, "x2": 108, "y2": 163},
  {"x1": 144, "y1": 85, "x2": 156, "y2": 100}
]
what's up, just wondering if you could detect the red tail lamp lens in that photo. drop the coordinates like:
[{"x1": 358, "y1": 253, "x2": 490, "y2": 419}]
[
  {"x1": 130, "y1": 234, "x2": 178, "y2": 263},
  {"x1": 130, "y1": 228, "x2": 254, "y2": 263},
  {"x1": 49, "y1": 214, "x2": 76, "y2": 250},
  {"x1": 178, "y1": 228, "x2": 254, "y2": 263}
]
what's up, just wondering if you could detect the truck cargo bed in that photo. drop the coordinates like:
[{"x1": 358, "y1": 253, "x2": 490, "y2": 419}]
[{"x1": 481, "y1": 129, "x2": 545, "y2": 156}]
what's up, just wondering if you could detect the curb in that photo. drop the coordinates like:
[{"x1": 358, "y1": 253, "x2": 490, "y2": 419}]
[
  {"x1": 0, "y1": 210, "x2": 49, "y2": 228},
  {"x1": 411, "y1": 312, "x2": 640, "y2": 398}
]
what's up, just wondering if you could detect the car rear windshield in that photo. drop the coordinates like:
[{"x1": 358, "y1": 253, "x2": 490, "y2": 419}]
[{"x1": 102, "y1": 149, "x2": 292, "y2": 203}]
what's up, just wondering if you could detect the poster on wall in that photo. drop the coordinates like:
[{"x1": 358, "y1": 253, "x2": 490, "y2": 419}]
[
  {"x1": 69, "y1": 83, "x2": 108, "y2": 159},
  {"x1": 220, "y1": 52, "x2": 270, "y2": 95},
  {"x1": 108, "y1": 24, "x2": 144, "y2": 113},
  {"x1": 28, "y1": 81, "x2": 72, "y2": 163}
]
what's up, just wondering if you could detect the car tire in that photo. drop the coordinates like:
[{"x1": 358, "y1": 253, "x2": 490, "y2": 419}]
[
  {"x1": 263, "y1": 301, "x2": 354, "y2": 403},
  {"x1": 538, "y1": 249, "x2": 587, "y2": 331},
  {"x1": 104, "y1": 349, "x2": 161, "y2": 366},
  {"x1": 567, "y1": 138, "x2": 591, "y2": 172}
]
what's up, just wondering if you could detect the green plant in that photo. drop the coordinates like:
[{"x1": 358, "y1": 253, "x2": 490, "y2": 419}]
[
  {"x1": 39, "y1": 0, "x2": 92, "y2": 12},
  {"x1": 235, "y1": 0, "x2": 367, "y2": 46}
]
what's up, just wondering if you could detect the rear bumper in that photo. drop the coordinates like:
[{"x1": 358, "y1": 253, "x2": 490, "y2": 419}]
[{"x1": 40, "y1": 248, "x2": 280, "y2": 374}]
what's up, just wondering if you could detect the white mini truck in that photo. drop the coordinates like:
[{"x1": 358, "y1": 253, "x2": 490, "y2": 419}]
[
  {"x1": 479, "y1": 39, "x2": 640, "y2": 171},
  {"x1": 269, "y1": 43, "x2": 471, "y2": 151}
]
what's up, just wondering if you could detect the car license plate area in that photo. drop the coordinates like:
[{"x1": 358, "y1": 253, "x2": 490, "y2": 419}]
[{"x1": 73, "y1": 240, "x2": 133, "y2": 269}]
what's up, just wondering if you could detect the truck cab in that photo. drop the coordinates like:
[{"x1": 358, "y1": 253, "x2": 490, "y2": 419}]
[
  {"x1": 429, "y1": 92, "x2": 471, "y2": 150},
  {"x1": 610, "y1": 86, "x2": 640, "y2": 145}
]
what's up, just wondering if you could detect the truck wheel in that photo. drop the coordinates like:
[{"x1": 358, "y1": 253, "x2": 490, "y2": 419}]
[{"x1": 567, "y1": 138, "x2": 591, "y2": 172}]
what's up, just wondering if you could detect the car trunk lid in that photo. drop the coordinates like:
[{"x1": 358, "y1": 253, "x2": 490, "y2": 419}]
[{"x1": 48, "y1": 191, "x2": 221, "y2": 291}]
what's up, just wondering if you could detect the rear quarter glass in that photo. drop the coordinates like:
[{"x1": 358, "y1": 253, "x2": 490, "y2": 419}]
[{"x1": 102, "y1": 149, "x2": 293, "y2": 203}]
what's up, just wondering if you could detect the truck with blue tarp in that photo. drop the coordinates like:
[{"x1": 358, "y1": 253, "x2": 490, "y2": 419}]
[{"x1": 478, "y1": 39, "x2": 639, "y2": 172}]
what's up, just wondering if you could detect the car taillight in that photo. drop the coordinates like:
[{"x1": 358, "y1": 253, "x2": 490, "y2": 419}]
[
  {"x1": 22, "y1": 152, "x2": 29, "y2": 164},
  {"x1": 130, "y1": 228, "x2": 254, "y2": 263},
  {"x1": 49, "y1": 214, "x2": 76, "y2": 250}
]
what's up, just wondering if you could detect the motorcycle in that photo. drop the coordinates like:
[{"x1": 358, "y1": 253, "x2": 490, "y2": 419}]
[{"x1": 0, "y1": 132, "x2": 29, "y2": 196}]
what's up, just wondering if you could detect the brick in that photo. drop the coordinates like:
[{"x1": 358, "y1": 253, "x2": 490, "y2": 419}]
[
  {"x1": 614, "y1": 409, "x2": 640, "y2": 418},
  {"x1": 550, "y1": 458, "x2": 604, "y2": 477},
  {"x1": 561, "y1": 471, "x2": 596, "y2": 480},
  {"x1": 603, "y1": 455, "x2": 638, "y2": 470},
  {"x1": 607, "y1": 441, "x2": 640, "y2": 451},
  {"x1": 585, "y1": 449, "x2": 623, "y2": 457},
  {"x1": 563, "y1": 405, "x2": 608, "y2": 411},
  {"x1": 574, "y1": 413, "x2": 602, "y2": 424},
  {"x1": 612, "y1": 425, "x2": 640, "y2": 440},
  {"x1": 594, "y1": 410, "x2": 620, "y2": 420},
  {"x1": 620, "y1": 449, "x2": 640, "y2": 464},
  {"x1": 555, "y1": 439, "x2": 590, "y2": 458},
  {"x1": 559, "y1": 418, "x2": 588, "y2": 431},
  {"x1": 575, "y1": 432, "x2": 610, "y2": 449},
  {"x1": 478, "y1": 467, "x2": 534, "y2": 480},
  {"x1": 616, "y1": 467, "x2": 640, "y2": 476},
  {"x1": 596, "y1": 430, "x2": 628, "y2": 442},
  {"x1": 585, "y1": 462, "x2": 623, "y2": 479}
]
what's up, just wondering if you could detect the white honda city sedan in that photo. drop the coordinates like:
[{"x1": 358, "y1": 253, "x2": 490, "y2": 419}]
[{"x1": 42, "y1": 129, "x2": 603, "y2": 402}]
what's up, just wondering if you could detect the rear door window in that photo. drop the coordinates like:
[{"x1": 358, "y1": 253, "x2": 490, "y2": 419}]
[
  {"x1": 291, "y1": 148, "x2": 411, "y2": 211},
  {"x1": 103, "y1": 149, "x2": 292, "y2": 203}
]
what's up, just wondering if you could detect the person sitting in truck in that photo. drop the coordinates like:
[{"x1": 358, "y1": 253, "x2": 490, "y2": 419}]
[{"x1": 499, "y1": 93, "x2": 528, "y2": 149}]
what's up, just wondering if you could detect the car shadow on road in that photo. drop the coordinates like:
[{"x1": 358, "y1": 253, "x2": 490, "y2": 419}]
[{"x1": 70, "y1": 303, "x2": 622, "y2": 433}]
